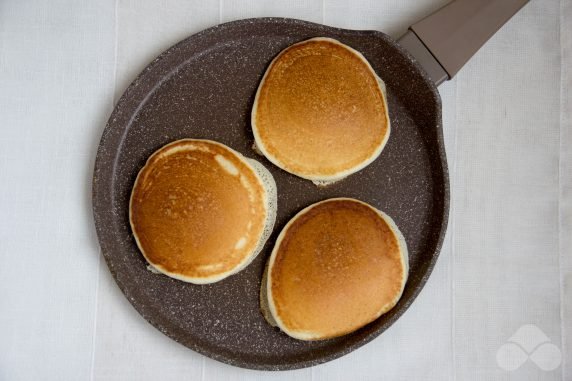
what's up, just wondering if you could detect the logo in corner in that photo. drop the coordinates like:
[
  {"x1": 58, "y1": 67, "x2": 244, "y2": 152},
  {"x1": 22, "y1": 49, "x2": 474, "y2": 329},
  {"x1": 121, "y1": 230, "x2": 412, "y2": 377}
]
[{"x1": 496, "y1": 324, "x2": 561, "y2": 371}]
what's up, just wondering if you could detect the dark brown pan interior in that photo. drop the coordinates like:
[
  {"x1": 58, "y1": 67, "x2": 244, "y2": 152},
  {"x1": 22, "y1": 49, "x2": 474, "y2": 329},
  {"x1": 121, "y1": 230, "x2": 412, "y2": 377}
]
[{"x1": 92, "y1": 18, "x2": 449, "y2": 370}]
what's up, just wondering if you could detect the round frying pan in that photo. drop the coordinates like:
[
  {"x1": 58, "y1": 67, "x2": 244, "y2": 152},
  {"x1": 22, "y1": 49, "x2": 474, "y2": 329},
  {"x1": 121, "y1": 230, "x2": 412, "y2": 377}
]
[{"x1": 92, "y1": 0, "x2": 528, "y2": 370}]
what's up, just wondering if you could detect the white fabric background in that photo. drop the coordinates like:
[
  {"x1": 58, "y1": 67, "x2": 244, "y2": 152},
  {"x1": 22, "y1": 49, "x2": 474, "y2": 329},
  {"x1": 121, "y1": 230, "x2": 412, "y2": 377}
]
[{"x1": 0, "y1": 0, "x2": 570, "y2": 380}]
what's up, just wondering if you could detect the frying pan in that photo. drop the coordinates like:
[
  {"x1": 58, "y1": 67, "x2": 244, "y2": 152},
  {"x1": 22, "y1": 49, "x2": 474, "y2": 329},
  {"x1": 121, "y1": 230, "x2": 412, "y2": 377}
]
[{"x1": 92, "y1": 0, "x2": 529, "y2": 370}]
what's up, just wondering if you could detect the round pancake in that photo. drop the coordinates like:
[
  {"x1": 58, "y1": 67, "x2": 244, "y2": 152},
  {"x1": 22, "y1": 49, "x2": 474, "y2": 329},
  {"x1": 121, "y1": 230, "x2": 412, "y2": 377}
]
[
  {"x1": 252, "y1": 37, "x2": 390, "y2": 183},
  {"x1": 130, "y1": 139, "x2": 276, "y2": 284},
  {"x1": 264, "y1": 198, "x2": 408, "y2": 340}
]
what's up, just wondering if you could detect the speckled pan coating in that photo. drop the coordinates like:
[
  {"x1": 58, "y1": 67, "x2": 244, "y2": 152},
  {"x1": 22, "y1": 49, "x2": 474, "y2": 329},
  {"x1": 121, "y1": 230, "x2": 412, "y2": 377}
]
[{"x1": 92, "y1": 18, "x2": 449, "y2": 371}]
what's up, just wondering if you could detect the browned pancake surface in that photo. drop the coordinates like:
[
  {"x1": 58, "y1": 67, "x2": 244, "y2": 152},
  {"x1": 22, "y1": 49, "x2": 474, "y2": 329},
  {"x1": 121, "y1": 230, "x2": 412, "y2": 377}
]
[
  {"x1": 269, "y1": 199, "x2": 405, "y2": 339},
  {"x1": 130, "y1": 140, "x2": 267, "y2": 280},
  {"x1": 254, "y1": 38, "x2": 389, "y2": 178}
]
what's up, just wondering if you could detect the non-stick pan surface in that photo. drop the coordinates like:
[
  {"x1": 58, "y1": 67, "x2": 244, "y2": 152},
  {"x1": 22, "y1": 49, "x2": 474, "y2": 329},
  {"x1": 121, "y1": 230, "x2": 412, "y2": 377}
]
[{"x1": 92, "y1": 18, "x2": 449, "y2": 370}]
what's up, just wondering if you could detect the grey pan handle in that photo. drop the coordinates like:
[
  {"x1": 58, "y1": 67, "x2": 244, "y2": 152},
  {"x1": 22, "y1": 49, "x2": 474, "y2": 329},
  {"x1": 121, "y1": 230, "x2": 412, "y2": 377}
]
[{"x1": 398, "y1": 0, "x2": 529, "y2": 86}]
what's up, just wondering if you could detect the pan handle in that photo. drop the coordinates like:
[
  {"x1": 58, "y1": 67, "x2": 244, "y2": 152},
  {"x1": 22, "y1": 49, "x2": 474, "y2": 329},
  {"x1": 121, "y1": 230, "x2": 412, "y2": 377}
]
[{"x1": 398, "y1": 0, "x2": 529, "y2": 86}]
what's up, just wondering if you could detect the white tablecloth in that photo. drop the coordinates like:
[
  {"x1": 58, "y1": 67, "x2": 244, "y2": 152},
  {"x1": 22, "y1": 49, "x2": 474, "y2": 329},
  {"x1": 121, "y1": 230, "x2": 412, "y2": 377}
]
[{"x1": 1, "y1": 0, "x2": 570, "y2": 380}]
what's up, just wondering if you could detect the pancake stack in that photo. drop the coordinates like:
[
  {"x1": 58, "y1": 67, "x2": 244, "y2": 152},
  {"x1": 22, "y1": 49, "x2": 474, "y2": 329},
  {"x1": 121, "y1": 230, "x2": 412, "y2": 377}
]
[
  {"x1": 129, "y1": 139, "x2": 276, "y2": 284},
  {"x1": 252, "y1": 37, "x2": 390, "y2": 184}
]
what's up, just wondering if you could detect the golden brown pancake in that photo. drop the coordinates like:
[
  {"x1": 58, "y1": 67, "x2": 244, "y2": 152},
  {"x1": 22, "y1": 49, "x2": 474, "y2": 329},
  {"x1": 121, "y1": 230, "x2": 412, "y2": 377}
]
[
  {"x1": 264, "y1": 198, "x2": 408, "y2": 340},
  {"x1": 130, "y1": 139, "x2": 276, "y2": 284},
  {"x1": 252, "y1": 38, "x2": 390, "y2": 183}
]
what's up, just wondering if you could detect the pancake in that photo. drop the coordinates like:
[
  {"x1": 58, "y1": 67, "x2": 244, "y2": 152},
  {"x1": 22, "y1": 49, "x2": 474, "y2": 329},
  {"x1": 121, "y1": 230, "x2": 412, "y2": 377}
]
[
  {"x1": 252, "y1": 37, "x2": 390, "y2": 183},
  {"x1": 263, "y1": 198, "x2": 408, "y2": 340},
  {"x1": 129, "y1": 139, "x2": 276, "y2": 284}
]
